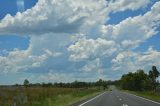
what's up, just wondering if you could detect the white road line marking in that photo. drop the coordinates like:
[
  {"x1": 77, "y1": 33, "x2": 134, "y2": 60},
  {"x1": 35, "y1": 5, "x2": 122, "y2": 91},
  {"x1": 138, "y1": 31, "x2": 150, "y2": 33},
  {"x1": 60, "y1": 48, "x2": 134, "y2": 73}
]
[
  {"x1": 119, "y1": 98, "x2": 122, "y2": 101},
  {"x1": 123, "y1": 104, "x2": 128, "y2": 106},
  {"x1": 79, "y1": 92, "x2": 106, "y2": 106},
  {"x1": 124, "y1": 92, "x2": 160, "y2": 105}
]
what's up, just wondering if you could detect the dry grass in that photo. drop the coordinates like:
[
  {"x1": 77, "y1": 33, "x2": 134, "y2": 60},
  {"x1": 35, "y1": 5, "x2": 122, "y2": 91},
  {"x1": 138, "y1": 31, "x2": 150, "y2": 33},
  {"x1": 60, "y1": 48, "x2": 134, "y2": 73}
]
[{"x1": 0, "y1": 87, "x2": 100, "y2": 106}]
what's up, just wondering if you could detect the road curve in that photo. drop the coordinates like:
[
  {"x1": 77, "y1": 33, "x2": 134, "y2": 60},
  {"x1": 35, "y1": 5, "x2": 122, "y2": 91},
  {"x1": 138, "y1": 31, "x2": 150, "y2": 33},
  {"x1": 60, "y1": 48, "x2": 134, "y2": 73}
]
[{"x1": 70, "y1": 91, "x2": 160, "y2": 106}]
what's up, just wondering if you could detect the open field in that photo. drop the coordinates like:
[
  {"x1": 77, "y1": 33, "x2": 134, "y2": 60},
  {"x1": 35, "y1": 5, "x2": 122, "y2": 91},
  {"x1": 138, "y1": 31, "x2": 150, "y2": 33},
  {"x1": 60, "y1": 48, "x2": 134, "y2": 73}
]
[{"x1": 0, "y1": 86, "x2": 103, "y2": 106}]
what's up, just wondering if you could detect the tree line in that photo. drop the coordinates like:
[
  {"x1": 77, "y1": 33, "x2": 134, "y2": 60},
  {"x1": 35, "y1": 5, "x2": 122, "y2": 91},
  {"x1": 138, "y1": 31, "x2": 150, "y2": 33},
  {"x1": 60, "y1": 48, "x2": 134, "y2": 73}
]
[
  {"x1": 17, "y1": 65, "x2": 160, "y2": 92},
  {"x1": 21, "y1": 79, "x2": 109, "y2": 89},
  {"x1": 119, "y1": 66, "x2": 160, "y2": 91}
]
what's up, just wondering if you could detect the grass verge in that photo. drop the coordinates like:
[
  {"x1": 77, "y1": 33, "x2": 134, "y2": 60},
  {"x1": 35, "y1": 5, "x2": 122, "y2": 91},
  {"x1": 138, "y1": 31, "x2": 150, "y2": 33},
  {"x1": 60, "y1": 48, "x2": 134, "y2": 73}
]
[
  {"x1": 0, "y1": 87, "x2": 105, "y2": 106},
  {"x1": 52, "y1": 91, "x2": 103, "y2": 106},
  {"x1": 123, "y1": 90, "x2": 160, "y2": 103}
]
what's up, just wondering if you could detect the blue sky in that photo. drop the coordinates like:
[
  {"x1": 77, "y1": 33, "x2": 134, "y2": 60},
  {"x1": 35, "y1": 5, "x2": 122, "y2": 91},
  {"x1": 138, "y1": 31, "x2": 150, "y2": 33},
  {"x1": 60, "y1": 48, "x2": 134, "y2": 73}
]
[
  {"x1": 0, "y1": 0, "x2": 160, "y2": 85},
  {"x1": 0, "y1": 0, "x2": 37, "y2": 52}
]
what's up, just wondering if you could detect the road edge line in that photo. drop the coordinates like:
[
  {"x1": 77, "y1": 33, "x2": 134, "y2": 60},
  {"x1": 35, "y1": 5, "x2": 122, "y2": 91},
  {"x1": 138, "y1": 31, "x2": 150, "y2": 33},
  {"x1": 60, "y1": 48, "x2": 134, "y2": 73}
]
[
  {"x1": 79, "y1": 92, "x2": 106, "y2": 106},
  {"x1": 123, "y1": 92, "x2": 160, "y2": 105}
]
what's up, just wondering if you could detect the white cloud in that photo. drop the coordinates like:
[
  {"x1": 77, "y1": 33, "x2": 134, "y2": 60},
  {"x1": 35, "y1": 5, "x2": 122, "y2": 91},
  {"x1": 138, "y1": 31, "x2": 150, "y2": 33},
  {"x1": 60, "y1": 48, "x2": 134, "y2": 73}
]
[
  {"x1": 37, "y1": 69, "x2": 106, "y2": 83},
  {"x1": 112, "y1": 47, "x2": 160, "y2": 72},
  {"x1": 69, "y1": 1, "x2": 160, "y2": 62},
  {"x1": 0, "y1": 0, "x2": 160, "y2": 82},
  {"x1": 0, "y1": 49, "x2": 9, "y2": 56},
  {"x1": 81, "y1": 58, "x2": 102, "y2": 72},
  {"x1": 0, "y1": 0, "x2": 107, "y2": 35},
  {"x1": 0, "y1": 46, "x2": 62, "y2": 73},
  {"x1": 0, "y1": 0, "x2": 151, "y2": 36},
  {"x1": 0, "y1": 48, "x2": 31, "y2": 73},
  {"x1": 68, "y1": 36, "x2": 117, "y2": 61},
  {"x1": 44, "y1": 49, "x2": 62, "y2": 57},
  {"x1": 38, "y1": 71, "x2": 75, "y2": 83},
  {"x1": 107, "y1": 0, "x2": 150, "y2": 13},
  {"x1": 101, "y1": 1, "x2": 160, "y2": 50}
]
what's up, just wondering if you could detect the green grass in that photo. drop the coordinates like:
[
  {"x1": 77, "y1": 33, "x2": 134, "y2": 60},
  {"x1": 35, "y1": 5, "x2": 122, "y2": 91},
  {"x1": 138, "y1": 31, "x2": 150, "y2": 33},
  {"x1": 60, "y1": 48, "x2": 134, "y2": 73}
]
[
  {"x1": 0, "y1": 87, "x2": 104, "y2": 106},
  {"x1": 123, "y1": 90, "x2": 160, "y2": 103},
  {"x1": 49, "y1": 91, "x2": 102, "y2": 106}
]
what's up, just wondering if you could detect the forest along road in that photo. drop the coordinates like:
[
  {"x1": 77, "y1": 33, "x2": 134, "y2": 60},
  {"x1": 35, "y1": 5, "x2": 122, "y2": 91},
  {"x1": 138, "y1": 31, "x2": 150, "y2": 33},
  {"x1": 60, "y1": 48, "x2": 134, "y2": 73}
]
[{"x1": 70, "y1": 90, "x2": 160, "y2": 106}]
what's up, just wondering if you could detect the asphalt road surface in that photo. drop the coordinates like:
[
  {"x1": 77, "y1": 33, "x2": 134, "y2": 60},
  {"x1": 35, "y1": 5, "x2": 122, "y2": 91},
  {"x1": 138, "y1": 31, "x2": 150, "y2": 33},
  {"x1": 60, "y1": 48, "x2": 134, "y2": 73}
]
[{"x1": 70, "y1": 90, "x2": 160, "y2": 106}]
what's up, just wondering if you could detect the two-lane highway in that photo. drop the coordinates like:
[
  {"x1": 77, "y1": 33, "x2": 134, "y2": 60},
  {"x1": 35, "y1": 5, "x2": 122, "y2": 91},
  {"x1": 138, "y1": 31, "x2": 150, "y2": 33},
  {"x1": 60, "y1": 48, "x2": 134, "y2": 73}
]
[{"x1": 70, "y1": 91, "x2": 160, "y2": 106}]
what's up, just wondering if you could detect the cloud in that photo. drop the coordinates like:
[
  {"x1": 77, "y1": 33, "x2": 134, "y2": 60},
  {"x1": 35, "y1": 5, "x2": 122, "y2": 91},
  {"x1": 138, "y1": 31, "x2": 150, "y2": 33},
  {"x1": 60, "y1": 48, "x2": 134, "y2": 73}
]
[
  {"x1": 0, "y1": 0, "x2": 159, "y2": 82},
  {"x1": 0, "y1": 0, "x2": 107, "y2": 35},
  {"x1": 107, "y1": 0, "x2": 150, "y2": 12},
  {"x1": 81, "y1": 58, "x2": 102, "y2": 72},
  {"x1": 0, "y1": 0, "x2": 151, "y2": 36},
  {"x1": 38, "y1": 71, "x2": 75, "y2": 83},
  {"x1": 112, "y1": 47, "x2": 160, "y2": 73},
  {"x1": 0, "y1": 49, "x2": 9, "y2": 56},
  {"x1": 101, "y1": 1, "x2": 160, "y2": 50},
  {"x1": 68, "y1": 1, "x2": 160, "y2": 63},
  {"x1": 37, "y1": 69, "x2": 106, "y2": 83},
  {"x1": 68, "y1": 36, "x2": 117, "y2": 61},
  {"x1": 0, "y1": 46, "x2": 62, "y2": 73}
]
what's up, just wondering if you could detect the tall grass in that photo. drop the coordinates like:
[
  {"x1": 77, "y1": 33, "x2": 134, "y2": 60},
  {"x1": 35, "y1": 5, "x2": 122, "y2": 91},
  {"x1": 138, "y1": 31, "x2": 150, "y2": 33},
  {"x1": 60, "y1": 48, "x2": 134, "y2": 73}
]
[{"x1": 0, "y1": 87, "x2": 100, "y2": 106}]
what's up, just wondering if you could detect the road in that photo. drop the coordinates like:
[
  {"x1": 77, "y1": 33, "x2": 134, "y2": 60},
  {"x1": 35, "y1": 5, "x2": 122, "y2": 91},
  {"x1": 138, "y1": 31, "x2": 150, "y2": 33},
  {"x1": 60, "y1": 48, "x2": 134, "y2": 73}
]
[{"x1": 70, "y1": 90, "x2": 160, "y2": 106}]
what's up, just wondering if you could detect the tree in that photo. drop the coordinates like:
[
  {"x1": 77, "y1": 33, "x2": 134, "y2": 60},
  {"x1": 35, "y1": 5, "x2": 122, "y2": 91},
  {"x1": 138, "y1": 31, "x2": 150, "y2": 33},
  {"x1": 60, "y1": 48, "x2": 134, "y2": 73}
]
[
  {"x1": 148, "y1": 66, "x2": 160, "y2": 91},
  {"x1": 120, "y1": 70, "x2": 151, "y2": 91},
  {"x1": 136, "y1": 70, "x2": 151, "y2": 90},
  {"x1": 96, "y1": 79, "x2": 108, "y2": 90},
  {"x1": 24, "y1": 79, "x2": 29, "y2": 87}
]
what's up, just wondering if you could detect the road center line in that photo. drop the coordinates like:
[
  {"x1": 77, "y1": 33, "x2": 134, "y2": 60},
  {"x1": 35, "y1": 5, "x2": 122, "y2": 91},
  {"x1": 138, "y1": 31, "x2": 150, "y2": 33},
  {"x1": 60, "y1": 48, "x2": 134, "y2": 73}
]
[{"x1": 79, "y1": 92, "x2": 106, "y2": 106}]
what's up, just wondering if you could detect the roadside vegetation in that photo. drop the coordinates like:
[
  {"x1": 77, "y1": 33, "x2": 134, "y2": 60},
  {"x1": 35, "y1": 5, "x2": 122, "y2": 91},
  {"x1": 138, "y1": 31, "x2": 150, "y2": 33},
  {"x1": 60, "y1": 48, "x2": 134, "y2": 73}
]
[
  {"x1": 115, "y1": 66, "x2": 160, "y2": 102},
  {"x1": 0, "y1": 79, "x2": 108, "y2": 106}
]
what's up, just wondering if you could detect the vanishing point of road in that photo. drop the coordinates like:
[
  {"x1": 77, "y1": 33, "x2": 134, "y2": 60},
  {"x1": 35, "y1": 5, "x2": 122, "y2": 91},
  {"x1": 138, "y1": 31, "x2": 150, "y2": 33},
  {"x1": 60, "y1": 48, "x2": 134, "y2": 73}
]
[{"x1": 70, "y1": 90, "x2": 160, "y2": 106}]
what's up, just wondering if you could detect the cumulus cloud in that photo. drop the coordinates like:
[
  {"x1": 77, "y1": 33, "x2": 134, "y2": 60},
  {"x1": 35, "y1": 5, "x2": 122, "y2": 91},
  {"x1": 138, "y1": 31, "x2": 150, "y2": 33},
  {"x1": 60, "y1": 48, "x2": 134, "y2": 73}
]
[
  {"x1": 68, "y1": 1, "x2": 160, "y2": 63},
  {"x1": 68, "y1": 36, "x2": 117, "y2": 61},
  {"x1": 0, "y1": 0, "x2": 151, "y2": 35},
  {"x1": 37, "y1": 69, "x2": 106, "y2": 83},
  {"x1": 0, "y1": 46, "x2": 62, "y2": 73},
  {"x1": 112, "y1": 47, "x2": 160, "y2": 73},
  {"x1": 0, "y1": 0, "x2": 159, "y2": 82},
  {"x1": 107, "y1": 0, "x2": 150, "y2": 12},
  {"x1": 38, "y1": 71, "x2": 76, "y2": 83},
  {"x1": 101, "y1": 1, "x2": 160, "y2": 50},
  {"x1": 0, "y1": 0, "x2": 107, "y2": 35},
  {"x1": 81, "y1": 58, "x2": 102, "y2": 72}
]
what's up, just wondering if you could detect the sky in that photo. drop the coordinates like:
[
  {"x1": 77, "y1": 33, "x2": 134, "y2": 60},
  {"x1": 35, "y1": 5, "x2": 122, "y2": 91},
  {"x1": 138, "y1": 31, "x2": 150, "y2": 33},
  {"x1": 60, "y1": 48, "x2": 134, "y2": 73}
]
[{"x1": 0, "y1": 0, "x2": 160, "y2": 85}]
